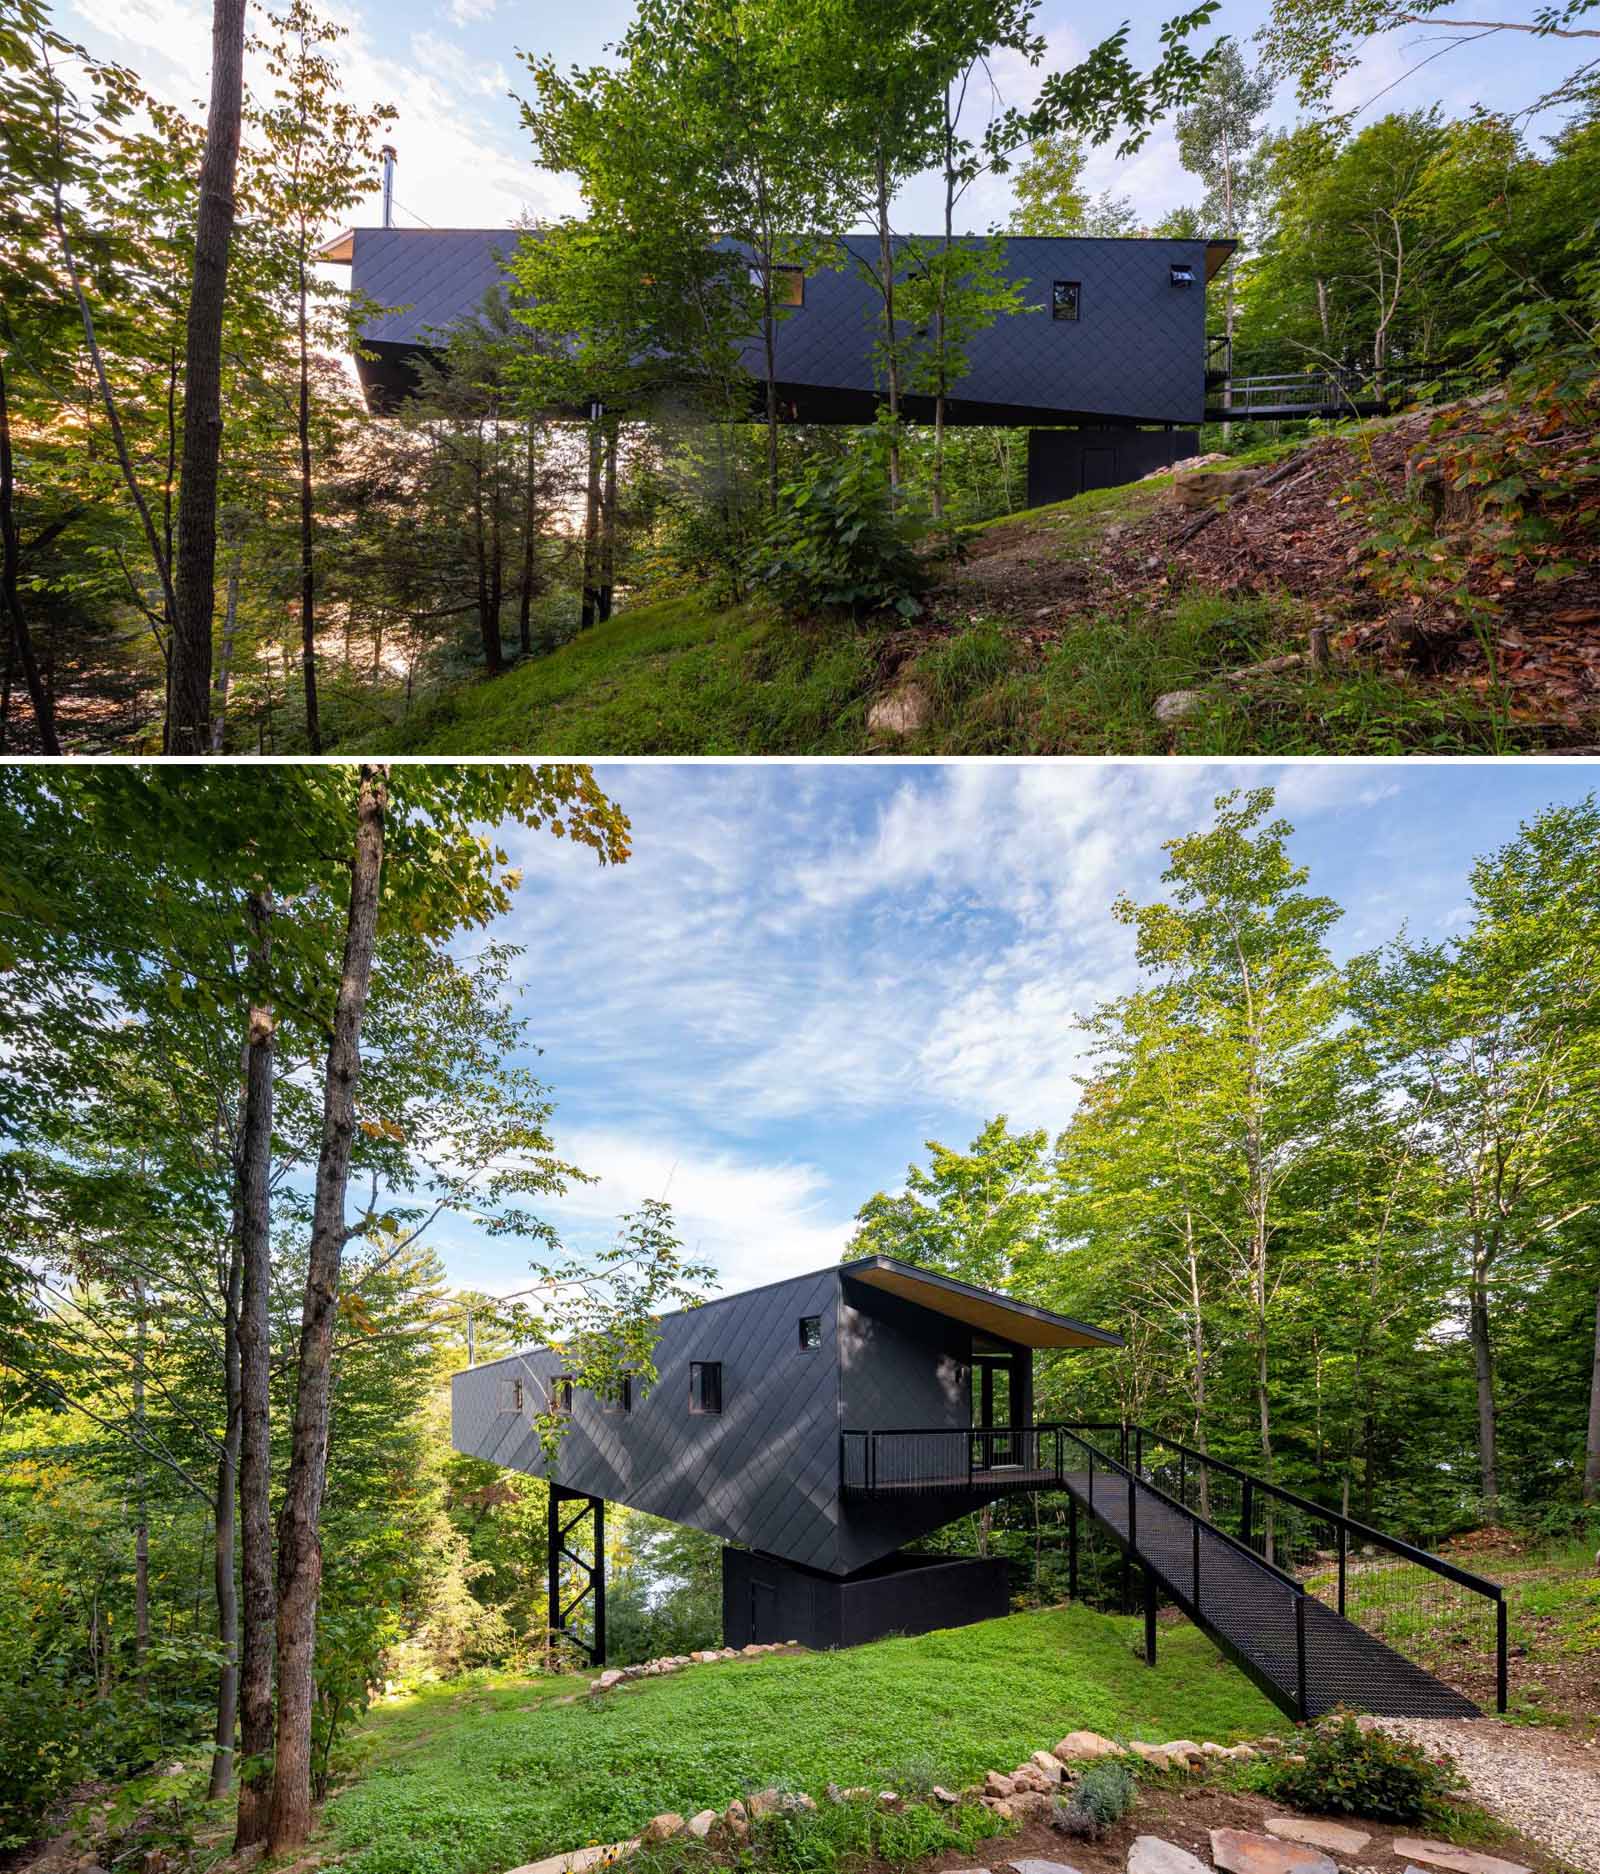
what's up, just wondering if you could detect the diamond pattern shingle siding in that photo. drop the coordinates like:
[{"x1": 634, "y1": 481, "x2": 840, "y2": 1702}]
[{"x1": 349, "y1": 229, "x2": 1213, "y2": 423}]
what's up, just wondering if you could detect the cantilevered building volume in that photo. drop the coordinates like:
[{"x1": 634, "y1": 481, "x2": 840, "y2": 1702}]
[{"x1": 322, "y1": 227, "x2": 1236, "y2": 502}]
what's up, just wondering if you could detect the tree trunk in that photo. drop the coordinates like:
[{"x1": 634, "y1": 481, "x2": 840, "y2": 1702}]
[
  {"x1": 1469, "y1": 1247, "x2": 1499, "y2": 1515},
  {"x1": 1184, "y1": 1212, "x2": 1211, "y2": 1520},
  {"x1": 266, "y1": 769, "x2": 387, "y2": 1854},
  {"x1": 133, "y1": 1281, "x2": 149, "y2": 1686},
  {"x1": 580, "y1": 418, "x2": 602, "y2": 630},
  {"x1": 297, "y1": 267, "x2": 321, "y2": 753},
  {"x1": 488, "y1": 406, "x2": 504, "y2": 640},
  {"x1": 234, "y1": 896, "x2": 277, "y2": 1850},
  {"x1": 170, "y1": 0, "x2": 248, "y2": 754},
  {"x1": 518, "y1": 423, "x2": 537, "y2": 655},
  {"x1": 1583, "y1": 1277, "x2": 1600, "y2": 1505},
  {"x1": 0, "y1": 348, "x2": 61, "y2": 754},
  {"x1": 598, "y1": 419, "x2": 618, "y2": 624},
  {"x1": 210, "y1": 543, "x2": 242, "y2": 753},
  {"x1": 208, "y1": 1229, "x2": 243, "y2": 1798},
  {"x1": 470, "y1": 448, "x2": 499, "y2": 671},
  {"x1": 875, "y1": 151, "x2": 901, "y2": 489}
]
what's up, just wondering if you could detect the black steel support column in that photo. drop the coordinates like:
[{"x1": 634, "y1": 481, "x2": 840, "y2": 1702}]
[
  {"x1": 548, "y1": 1483, "x2": 606, "y2": 1667},
  {"x1": 1068, "y1": 1493, "x2": 1079, "y2": 1600},
  {"x1": 1144, "y1": 1566, "x2": 1158, "y2": 1666}
]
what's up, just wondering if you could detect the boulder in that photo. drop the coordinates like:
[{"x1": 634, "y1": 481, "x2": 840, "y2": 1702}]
[
  {"x1": 723, "y1": 1801, "x2": 749, "y2": 1839},
  {"x1": 984, "y1": 1771, "x2": 1018, "y2": 1798},
  {"x1": 1128, "y1": 1741, "x2": 1175, "y2": 1770},
  {"x1": 1030, "y1": 1751, "x2": 1064, "y2": 1783},
  {"x1": 931, "y1": 1786, "x2": 961, "y2": 1806},
  {"x1": 1172, "y1": 467, "x2": 1261, "y2": 511},
  {"x1": 746, "y1": 1789, "x2": 782, "y2": 1818},
  {"x1": 867, "y1": 682, "x2": 931, "y2": 739},
  {"x1": 686, "y1": 1812, "x2": 718, "y2": 1841},
  {"x1": 642, "y1": 1815, "x2": 684, "y2": 1844},
  {"x1": 1128, "y1": 1839, "x2": 1210, "y2": 1874},
  {"x1": 1209, "y1": 1829, "x2": 1337, "y2": 1874},
  {"x1": 593, "y1": 1670, "x2": 625, "y2": 1690},
  {"x1": 1392, "y1": 1843, "x2": 1531, "y2": 1874},
  {"x1": 1054, "y1": 1731, "x2": 1123, "y2": 1762},
  {"x1": 1265, "y1": 1818, "x2": 1372, "y2": 1856},
  {"x1": 1154, "y1": 688, "x2": 1205, "y2": 724},
  {"x1": 877, "y1": 1791, "x2": 899, "y2": 1808},
  {"x1": 1163, "y1": 1740, "x2": 1204, "y2": 1765},
  {"x1": 742, "y1": 1644, "x2": 764, "y2": 1656},
  {"x1": 1012, "y1": 1764, "x2": 1053, "y2": 1793}
]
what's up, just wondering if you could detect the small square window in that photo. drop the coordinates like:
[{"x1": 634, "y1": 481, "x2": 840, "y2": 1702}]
[
  {"x1": 1170, "y1": 262, "x2": 1196, "y2": 288},
  {"x1": 798, "y1": 1316, "x2": 822, "y2": 1351},
  {"x1": 602, "y1": 1376, "x2": 632, "y2": 1415},
  {"x1": 689, "y1": 1361, "x2": 723, "y2": 1414},
  {"x1": 1052, "y1": 280, "x2": 1081, "y2": 322},
  {"x1": 774, "y1": 266, "x2": 804, "y2": 307},
  {"x1": 499, "y1": 1377, "x2": 525, "y2": 1414}
]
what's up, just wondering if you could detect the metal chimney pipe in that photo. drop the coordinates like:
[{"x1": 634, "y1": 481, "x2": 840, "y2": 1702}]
[{"x1": 380, "y1": 144, "x2": 397, "y2": 229}]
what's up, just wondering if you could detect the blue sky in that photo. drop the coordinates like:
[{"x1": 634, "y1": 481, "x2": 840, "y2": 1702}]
[
  {"x1": 61, "y1": 0, "x2": 1583, "y2": 239},
  {"x1": 414, "y1": 760, "x2": 1599, "y2": 1304}
]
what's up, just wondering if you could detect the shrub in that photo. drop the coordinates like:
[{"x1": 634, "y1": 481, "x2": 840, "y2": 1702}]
[
  {"x1": 749, "y1": 417, "x2": 942, "y2": 620},
  {"x1": 1050, "y1": 1759, "x2": 1137, "y2": 1840},
  {"x1": 1260, "y1": 1715, "x2": 1465, "y2": 1824}
]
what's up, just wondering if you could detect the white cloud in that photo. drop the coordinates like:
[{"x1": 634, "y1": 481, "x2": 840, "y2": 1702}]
[
  {"x1": 448, "y1": 0, "x2": 497, "y2": 24},
  {"x1": 540, "y1": 1128, "x2": 853, "y2": 1294}
]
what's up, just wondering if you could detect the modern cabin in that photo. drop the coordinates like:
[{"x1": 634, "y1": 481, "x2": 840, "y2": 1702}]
[
  {"x1": 323, "y1": 227, "x2": 1237, "y2": 500},
  {"x1": 450, "y1": 1254, "x2": 1121, "y2": 1653}
]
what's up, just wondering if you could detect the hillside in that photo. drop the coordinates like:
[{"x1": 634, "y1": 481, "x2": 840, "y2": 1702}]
[
  {"x1": 342, "y1": 405, "x2": 1600, "y2": 759},
  {"x1": 321, "y1": 1608, "x2": 1275, "y2": 1874}
]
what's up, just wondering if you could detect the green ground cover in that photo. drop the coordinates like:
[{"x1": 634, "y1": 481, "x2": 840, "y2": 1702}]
[{"x1": 324, "y1": 1606, "x2": 1278, "y2": 1874}]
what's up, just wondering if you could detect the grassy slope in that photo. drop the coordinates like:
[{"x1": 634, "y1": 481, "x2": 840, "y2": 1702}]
[
  {"x1": 325, "y1": 1607, "x2": 1277, "y2": 1874},
  {"x1": 344, "y1": 435, "x2": 1518, "y2": 758}
]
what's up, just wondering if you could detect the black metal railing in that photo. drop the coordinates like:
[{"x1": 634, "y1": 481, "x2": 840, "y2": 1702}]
[
  {"x1": 1206, "y1": 332, "x2": 1233, "y2": 385},
  {"x1": 1067, "y1": 1423, "x2": 1507, "y2": 1714},
  {"x1": 840, "y1": 1424, "x2": 1064, "y2": 1496}
]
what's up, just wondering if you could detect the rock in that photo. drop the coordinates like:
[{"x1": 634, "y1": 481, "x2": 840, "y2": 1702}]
[
  {"x1": 1265, "y1": 1818, "x2": 1372, "y2": 1856},
  {"x1": 742, "y1": 1644, "x2": 764, "y2": 1656},
  {"x1": 1154, "y1": 688, "x2": 1205, "y2": 724},
  {"x1": 1054, "y1": 1731, "x2": 1124, "y2": 1762},
  {"x1": 1129, "y1": 1741, "x2": 1175, "y2": 1770},
  {"x1": 642, "y1": 1815, "x2": 684, "y2": 1844},
  {"x1": 931, "y1": 1785, "x2": 960, "y2": 1806},
  {"x1": 826, "y1": 1784, "x2": 846, "y2": 1804},
  {"x1": 747, "y1": 1789, "x2": 782, "y2": 1817},
  {"x1": 1392, "y1": 1843, "x2": 1531, "y2": 1874},
  {"x1": 867, "y1": 682, "x2": 931, "y2": 738},
  {"x1": 877, "y1": 1791, "x2": 899, "y2": 1808},
  {"x1": 686, "y1": 1812, "x2": 718, "y2": 1841},
  {"x1": 1209, "y1": 1829, "x2": 1337, "y2": 1874},
  {"x1": 1163, "y1": 1740, "x2": 1204, "y2": 1766},
  {"x1": 1128, "y1": 1838, "x2": 1211, "y2": 1874},
  {"x1": 984, "y1": 1770, "x2": 1018, "y2": 1798},
  {"x1": 1010, "y1": 1792, "x2": 1053, "y2": 1821},
  {"x1": 1172, "y1": 467, "x2": 1261, "y2": 510},
  {"x1": 723, "y1": 1800, "x2": 749, "y2": 1839},
  {"x1": 1012, "y1": 1764, "x2": 1053, "y2": 1793},
  {"x1": 504, "y1": 1843, "x2": 639, "y2": 1874},
  {"x1": 593, "y1": 1670, "x2": 624, "y2": 1690},
  {"x1": 1005, "y1": 1859, "x2": 1088, "y2": 1874},
  {"x1": 1030, "y1": 1751, "x2": 1064, "y2": 1783}
]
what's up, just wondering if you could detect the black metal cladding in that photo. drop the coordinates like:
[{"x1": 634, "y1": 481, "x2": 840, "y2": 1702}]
[
  {"x1": 449, "y1": 1259, "x2": 1109, "y2": 1578},
  {"x1": 340, "y1": 227, "x2": 1222, "y2": 423}
]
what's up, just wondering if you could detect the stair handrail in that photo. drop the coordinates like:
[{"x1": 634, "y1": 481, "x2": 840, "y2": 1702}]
[
  {"x1": 1052, "y1": 1422, "x2": 1308, "y2": 1597},
  {"x1": 1111, "y1": 1422, "x2": 1506, "y2": 1600}
]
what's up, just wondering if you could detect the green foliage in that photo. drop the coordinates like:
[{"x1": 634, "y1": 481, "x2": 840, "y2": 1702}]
[
  {"x1": 1050, "y1": 1759, "x2": 1137, "y2": 1840},
  {"x1": 746, "y1": 1793, "x2": 1005, "y2": 1874},
  {"x1": 750, "y1": 419, "x2": 943, "y2": 620},
  {"x1": 326, "y1": 1607, "x2": 1275, "y2": 1874},
  {"x1": 1259, "y1": 1715, "x2": 1466, "y2": 1825}
]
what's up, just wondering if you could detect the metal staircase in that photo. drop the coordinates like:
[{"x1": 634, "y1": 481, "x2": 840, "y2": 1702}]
[{"x1": 1056, "y1": 1424, "x2": 1502, "y2": 1722}]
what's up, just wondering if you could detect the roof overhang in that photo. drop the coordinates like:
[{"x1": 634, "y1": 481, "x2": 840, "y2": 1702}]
[
  {"x1": 839, "y1": 1255, "x2": 1123, "y2": 1350},
  {"x1": 318, "y1": 229, "x2": 356, "y2": 265},
  {"x1": 1204, "y1": 240, "x2": 1236, "y2": 283}
]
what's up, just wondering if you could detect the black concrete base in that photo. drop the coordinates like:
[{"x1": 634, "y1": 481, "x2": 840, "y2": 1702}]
[
  {"x1": 1026, "y1": 427, "x2": 1199, "y2": 507},
  {"x1": 722, "y1": 1547, "x2": 1011, "y2": 1651}
]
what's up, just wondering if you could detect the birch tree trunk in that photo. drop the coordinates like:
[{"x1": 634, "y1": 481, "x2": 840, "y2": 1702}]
[
  {"x1": 208, "y1": 1230, "x2": 242, "y2": 1798},
  {"x1": 170, "y1": 0, "x2": 248, "y2": 753},
  {"x1": 1584, "y1": 1278, "x2": 1600, "y2": 1505},
  {"x1": 267, "y1": 768, "x2": 387, "y2": 1853},
  {"x1": 234, "y1": 896, "x2": 277, "y2": 1849}
]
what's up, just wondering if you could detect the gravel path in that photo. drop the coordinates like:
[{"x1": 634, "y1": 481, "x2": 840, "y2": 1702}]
[{"x1": 1371, "y1": 1718, "x2": 1600, "y2": 1874}]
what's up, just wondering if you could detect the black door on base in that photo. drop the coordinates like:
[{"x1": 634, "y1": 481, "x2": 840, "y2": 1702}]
[{"x1": 750, "y1": 1577, "x2": 779, "y2": 1643}]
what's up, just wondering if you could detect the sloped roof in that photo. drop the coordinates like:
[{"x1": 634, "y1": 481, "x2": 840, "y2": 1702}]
[{"x1": 839, "y1": 1254, "x2": 1123, "y2": 1349}]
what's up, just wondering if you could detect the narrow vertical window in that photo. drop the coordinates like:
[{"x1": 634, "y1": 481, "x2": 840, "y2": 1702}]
[
  {"x1": 689, "y1": 1361, "x2": 723, "y2": 1414},
  {"x1": 798, "y1": 1316, "x2": 822, "y2": 1351},
  {"x1": 552, "y1": 1376, "x2": 573, "y2": 1416},
  {"x1": 1052, "y1": 280, "x2": 1081, "y2": 322},
  {"x1": 602, "y1": 1376, "x2": 632, "y2": 1415}
]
